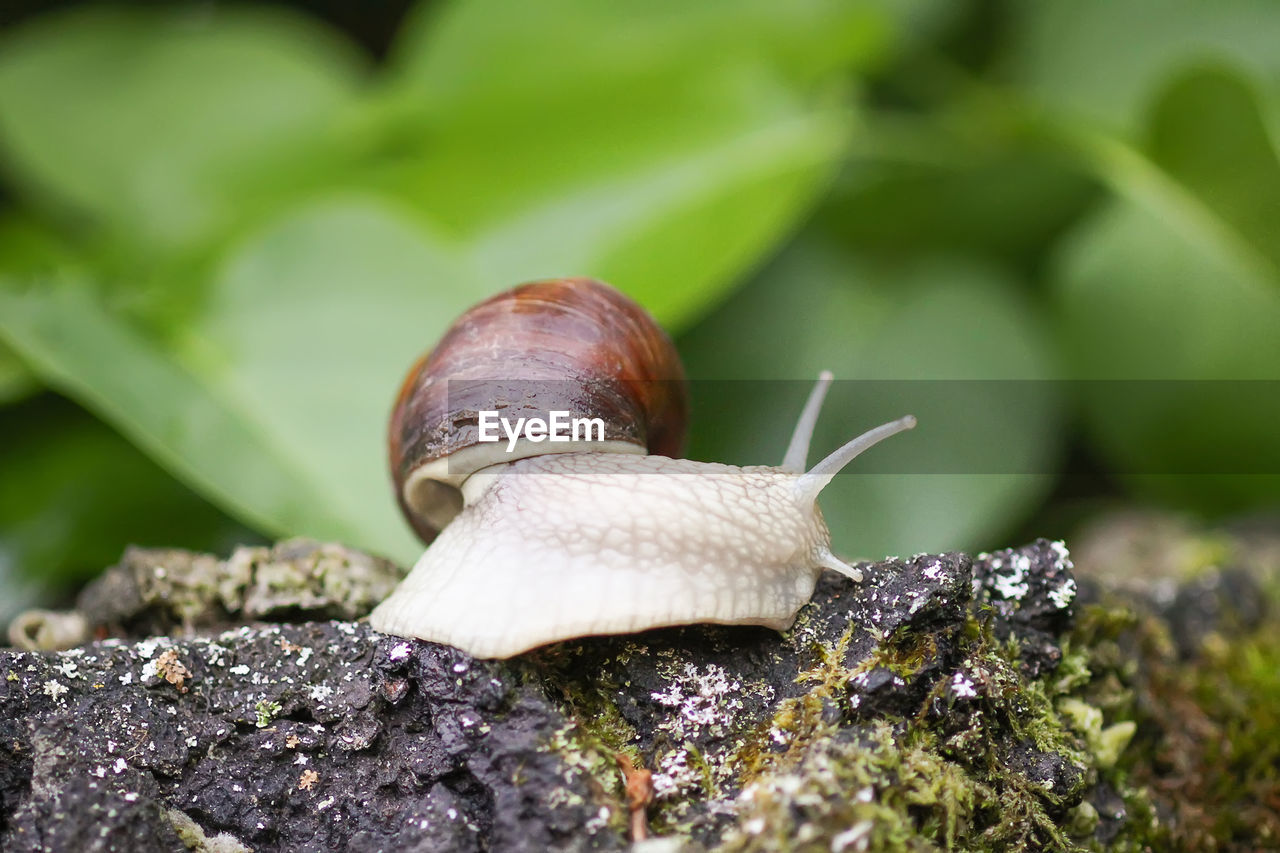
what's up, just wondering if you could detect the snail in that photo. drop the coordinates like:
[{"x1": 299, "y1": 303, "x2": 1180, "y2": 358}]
[{"x1": 369, "y1": 277, "x2": 916, "y2": 658}]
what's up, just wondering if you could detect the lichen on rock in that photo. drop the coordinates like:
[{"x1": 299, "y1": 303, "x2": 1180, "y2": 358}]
[{"x1": 7, "y1": 539, "x2": 404, "y2": 651}]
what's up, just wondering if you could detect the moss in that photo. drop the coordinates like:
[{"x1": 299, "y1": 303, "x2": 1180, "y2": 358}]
[
  {"x1": 17, "y1": 541, "x2": 405, "y2": 651},
  {"x1": 726, "y1": 719, "x2": 1073, "y2": 852},
  {"x1": 524, "y1": 650, "x2": 636, "y2": 837},
  {"x1": 862, "y1": 630, "x2": 941, "y2": 681},
  {"x1": 1057, "y1": 699, "x2": 1135, "y2": 770},
  {"x1": 253, "y1": 698, "x2": 282, "y2": 728},
  {"x1": 1116, "y1": 616, "x2": 1280, "y2": 848},
  {"x1": 718, "y1": 608, "x2": 1100, "y2": 852},
  {"x1": 1061, "y1": 508, "x2": 1280, "y2": 852},
  {"x1": 168, "y1": 808, "x2": 252, "y2": 853},
  {"x1": 725, "y1": 722, "x2": 991, "y2": 852}
]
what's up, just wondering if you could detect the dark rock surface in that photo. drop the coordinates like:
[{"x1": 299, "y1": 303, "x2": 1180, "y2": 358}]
[{"x1": 0, "y1": 536, "x2": 1191, "y2": 851}]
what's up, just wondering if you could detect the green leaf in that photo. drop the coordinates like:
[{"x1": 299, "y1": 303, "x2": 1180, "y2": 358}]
[
  {"x1": 822, "y1": 135, "x2": 1098, "y2": 268},
  {"x1": 1145, "y1": 68, "x2": 1280, "y2": 275},
  {"x1": 392, "y1": 0, "x2": 898, "y2": 107},
  {"x1": 193, "y1": 197, "x2": 488, "y2": 562},
  {"x1": 0, "y1": 281, "x2": 356, "y2": 544},
  {"x1": 0, "y1": 198, "x2": 482, "y2": 565},
  {"x1": 1057, "y1": 70, "x2": 1280, "y2": 357},
  {"x1": 372, "y1": 82, "x2": 852, "y2": 330},
  {"x1": 0, "y1": 342, "x2": 37, "y2": 406},
  {"x1": 678, "y1": 237, "x2": 1062, "y2": 558},
  {"x1": 376, "y1": 0, "x2": 898, "y2": 330},
  {"x1": 0, "y1": 210, "x2": 74, "y2": 278},
  {"x1": 1006, "y1": 0, "x2": 1280, "y2": 137},
  {"x1": 1052, "y1": 68, "x2": 1280, "y2": 512},
  {"x1": 0, "y1": 211, "x2": 83, "y2": 404},
  {"x1": 0, "y1": 399, "x2": 254, "y2": 624},
  {"x1": 469, "y1": 106, "x2": 852, "y2": 327},
  {"x1": 0, "y1": 5, "x2": 364, "y2": 250},
  {"x1": 0, "y1": 0, "x2": 922, "y2": 563}
]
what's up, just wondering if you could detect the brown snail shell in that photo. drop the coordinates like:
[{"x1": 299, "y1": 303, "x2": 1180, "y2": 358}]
[{"x1": 389, "y1": 277, "x2": 688, "y2": 543}]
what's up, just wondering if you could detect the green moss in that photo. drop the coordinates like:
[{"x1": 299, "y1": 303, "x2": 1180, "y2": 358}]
[
  {"x1": 725, "y1": 721, "x2": 991, "y2": 852},
  {"x1": 559, "y1": 683, "x2": 638, "y2": 760},
  {"x1": 720, "y1": 609, "x2": 1110, "y2": 852},
  {"x1": 724, "y1": 717, "x2": 1088, "y2": 852},
  {"x1": 524, "y1": 651, "x2": 637, "y2": 836},
  {"x1": 1120, "y1": 619, "x2": 1280, "y2": 848},
  {"x1": 253, "y1": 698, "x2": 281, "y2": 728},
  {"x1": 1057, "y1": 698, "x2": 1134, "y2": 770},
  {"x1": 525, "y1": 601, "x2": 1140, "y2": 851},
  {"x1": 1048, "y1": 589, "x2": 1280, "y2": 851},
  {"x1": 167, "y1": 808, "x2": 252, "y2": 853},
  {"x1": 863, "y1": 630, "x2": 941, "y2": 681}
]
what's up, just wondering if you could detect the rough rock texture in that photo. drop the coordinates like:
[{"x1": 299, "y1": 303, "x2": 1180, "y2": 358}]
[
  {"x1": 0, "y1": 528, "x2": 1275, "y2": 851},
  {"x1": 8, "y1": 539, "x2": 403, "y2": 651}
]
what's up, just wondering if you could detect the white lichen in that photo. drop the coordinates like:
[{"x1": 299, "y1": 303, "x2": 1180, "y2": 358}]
[
  {"x1": 992, "y1": 553, "x2": 1032, "y2": 600},
  {"x1": 1049, "y1": 578, "x2": 1078, "y2": 609},
  {"x1": 831, "y1": 820, "x2": 874, "y2": 852},
  {"x1": 950, "y1": 672, "x2": 978, "y2": 699}
]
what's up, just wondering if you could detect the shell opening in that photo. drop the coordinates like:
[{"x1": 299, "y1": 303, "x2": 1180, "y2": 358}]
[
  {"x1": 403, "y1": 439, "x2": 649, "y2": 531},
  {"x1": 404, "y1": 476, "x2": 466, "y2": 536}
]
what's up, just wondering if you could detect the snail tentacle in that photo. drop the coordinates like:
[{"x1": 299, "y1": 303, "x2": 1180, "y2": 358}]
[
  {"x1": 815, "y1": 550, "x2": 864, "y2": 583},
  {"x1": 793, "y1": 415, "x2": 917, "y2": 504},
  {"x1": 781, "y1": 370, "x2": 834, "y2": 474}
]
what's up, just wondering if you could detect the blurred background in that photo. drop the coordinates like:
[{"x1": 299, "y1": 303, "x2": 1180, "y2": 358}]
[{"x1": 1, "y1": 0, "x2": 1277, "y2": 622}]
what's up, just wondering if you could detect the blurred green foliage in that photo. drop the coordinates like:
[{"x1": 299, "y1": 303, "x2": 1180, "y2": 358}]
[
  {"x1": 0, "y1": 0, "x2": 1277, "y2": 607},
  {"x1": 0, "y1": 397, "x2": 255, "y2": 620}
]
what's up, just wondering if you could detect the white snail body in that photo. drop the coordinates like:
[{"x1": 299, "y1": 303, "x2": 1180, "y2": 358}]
[{"x1": 369, "y1": 278, "x2": 915, "y2": 658}]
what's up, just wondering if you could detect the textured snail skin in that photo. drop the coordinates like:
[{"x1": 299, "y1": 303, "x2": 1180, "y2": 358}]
[{"x1": 369, "y1": 453, "x2": 837, "y2": 659}]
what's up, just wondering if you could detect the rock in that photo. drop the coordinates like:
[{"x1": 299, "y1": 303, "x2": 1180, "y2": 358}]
[
  {"x1": 0, "y1": 532, "x2": 1272, "y2": 850},
  {"x1": 972, "y1": 540, "x2": 1077, "y2": 677},
  {"x1": 7, "y1": 540, "x2": 404, "y2": 651}
]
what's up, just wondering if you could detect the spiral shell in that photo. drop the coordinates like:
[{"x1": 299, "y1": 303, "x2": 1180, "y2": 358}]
[{"x1": 388, "y1": 277, "x2": 687, "y2": 543}]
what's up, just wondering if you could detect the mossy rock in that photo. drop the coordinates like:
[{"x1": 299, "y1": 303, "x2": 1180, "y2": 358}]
[{"x1": 1, "y1": 528, "x2": 1275, "y2": 851}]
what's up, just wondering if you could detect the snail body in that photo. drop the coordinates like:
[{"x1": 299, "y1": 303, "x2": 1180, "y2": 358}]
[{"x1": 369, "y1": 278, "x2": 915, "y2": 658}]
